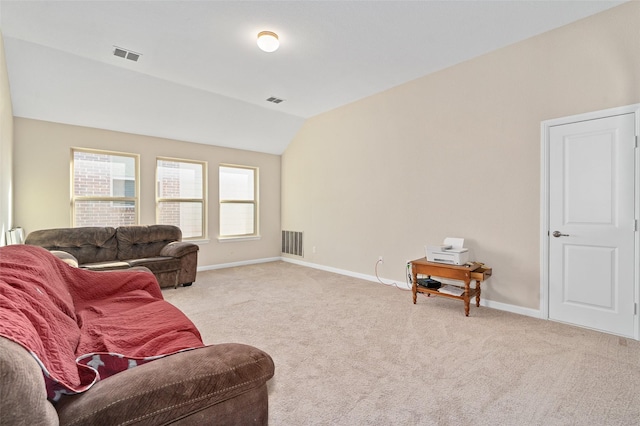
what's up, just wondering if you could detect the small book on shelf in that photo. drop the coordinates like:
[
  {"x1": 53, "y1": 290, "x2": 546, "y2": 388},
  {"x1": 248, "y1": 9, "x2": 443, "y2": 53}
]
[{"x1": 437, "y1": 284, "x2": 464, "y2": 296}]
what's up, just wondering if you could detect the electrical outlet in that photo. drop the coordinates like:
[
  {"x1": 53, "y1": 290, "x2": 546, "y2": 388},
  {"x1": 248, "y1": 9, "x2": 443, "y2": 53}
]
[{"x1": 378, "y1": 256, "x2": 383, "y2": 263}]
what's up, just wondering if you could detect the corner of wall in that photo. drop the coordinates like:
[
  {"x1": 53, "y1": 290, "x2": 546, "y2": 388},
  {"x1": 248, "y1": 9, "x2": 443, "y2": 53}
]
[{"x1": 0, "y1": 30, "x2": 15, "y2": 246}]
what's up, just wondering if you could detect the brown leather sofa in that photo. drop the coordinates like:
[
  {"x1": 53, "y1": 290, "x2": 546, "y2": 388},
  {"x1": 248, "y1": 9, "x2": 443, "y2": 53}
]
[
  {"x1": 0, "y1": 245, "x2": 275, "y2": 425},
  {"x1": 25, "y1": 225, "x2": 198, "y2": 288}
]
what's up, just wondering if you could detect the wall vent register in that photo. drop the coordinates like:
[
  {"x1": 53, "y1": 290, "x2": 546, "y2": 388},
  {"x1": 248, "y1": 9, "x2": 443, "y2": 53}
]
[{"x1": 282, "y1": 230, "x2": 303, "y2": 256}]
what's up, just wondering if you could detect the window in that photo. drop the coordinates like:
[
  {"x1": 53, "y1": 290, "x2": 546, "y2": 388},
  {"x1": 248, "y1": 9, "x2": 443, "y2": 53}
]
[
  {"x1": 219, "y1": 164, "x2": 258, "y2": 238},
  {"x1": 71, "y1": 148, "x2": 139, "y2": 227},
  {"x1": 156, "y1": 158, "x2": 206, "y2": 239}
]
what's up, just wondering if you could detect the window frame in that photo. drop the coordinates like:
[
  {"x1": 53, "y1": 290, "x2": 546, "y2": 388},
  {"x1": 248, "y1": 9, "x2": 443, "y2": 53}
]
[
  {"x1": 70, "y1": 147, "x2": 140, "y2": 227},
  {"x1": 219, "y1": 163, "x2": 259, "y2": 239},
  {"x1": 155, "y1": 156, "x2": 208, "y2": 240}
]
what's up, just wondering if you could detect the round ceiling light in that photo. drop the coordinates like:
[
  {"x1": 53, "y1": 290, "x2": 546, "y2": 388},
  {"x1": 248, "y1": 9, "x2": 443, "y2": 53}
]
[{"x1": 257, "y1": 31, "x2": 279, "y2": 53}]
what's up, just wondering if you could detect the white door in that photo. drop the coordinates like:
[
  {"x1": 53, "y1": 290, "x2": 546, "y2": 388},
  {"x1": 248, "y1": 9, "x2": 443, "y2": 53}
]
[{"x1": 548, "y1": 113, "x2": 636, "y2": 337}]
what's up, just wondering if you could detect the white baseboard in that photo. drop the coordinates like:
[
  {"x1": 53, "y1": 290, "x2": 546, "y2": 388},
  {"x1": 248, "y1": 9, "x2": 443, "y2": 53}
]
[
  {"x1": 197, "y1": 257, "x2": 281, "y2": 271},
  {"x1": 281, "y1": 256, "x2": 414, "y2": 290},
  {"x1": 479, "y1": 298, "x2": 543, "y2": 319},
  {"x1": 199, "y1": 256, "x2": 543, "y2": 320},
  {"x1": 281, "y1": 257, "x2": 543, "y2": 319}
]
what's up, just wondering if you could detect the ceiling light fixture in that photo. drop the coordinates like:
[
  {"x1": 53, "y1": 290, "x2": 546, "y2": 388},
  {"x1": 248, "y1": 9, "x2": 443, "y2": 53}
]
[{"x1": 257, "y1": 31, "x2": 279, "y2": 53}]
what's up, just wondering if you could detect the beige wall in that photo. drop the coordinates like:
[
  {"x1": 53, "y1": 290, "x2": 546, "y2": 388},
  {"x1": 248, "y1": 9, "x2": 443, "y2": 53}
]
[
  {"x1": 0, "y1": 32, "x2": 13, "y2": 245},
  {"x1": 13, "y1": 118, "x2": 281, "y2": 268},
  {"x1": 282, "y1": 2, "x2": 640, "y2": 310}
]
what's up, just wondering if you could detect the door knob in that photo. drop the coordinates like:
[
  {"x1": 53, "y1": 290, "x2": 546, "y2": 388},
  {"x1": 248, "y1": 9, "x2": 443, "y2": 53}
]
[{"x1": 552, "y1": 231, "x2": 569, "y2": 238}]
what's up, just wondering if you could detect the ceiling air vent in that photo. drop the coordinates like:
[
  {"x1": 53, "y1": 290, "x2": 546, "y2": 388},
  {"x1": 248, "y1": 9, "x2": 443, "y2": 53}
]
[
  {"x1": 266, "y1": 96, "x2": 284, "y2": 104},
  {"x1": 113, "y1": 46, "x2": 141, "y2": 62}
]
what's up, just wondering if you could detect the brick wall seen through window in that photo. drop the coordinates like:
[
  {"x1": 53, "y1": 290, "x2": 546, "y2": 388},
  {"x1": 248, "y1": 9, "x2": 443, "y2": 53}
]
[{"x1": 72, "y1": 149, "x2": 138, "y2": 227}]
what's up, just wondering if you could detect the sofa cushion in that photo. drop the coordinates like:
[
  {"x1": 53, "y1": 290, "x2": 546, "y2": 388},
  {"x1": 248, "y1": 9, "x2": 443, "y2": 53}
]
[
  {"x1": 81, "y1": 260, "x2": 131, "y2": 271},
  {"x1": 25, "y1": 227, "x2": 118, "y2": 265},
  {"x1": 126, "y1": 257, "x2": 181, "y2": 273},
  {"x1": 116, "y1": 225, "x2": 181, "y2": 260}
]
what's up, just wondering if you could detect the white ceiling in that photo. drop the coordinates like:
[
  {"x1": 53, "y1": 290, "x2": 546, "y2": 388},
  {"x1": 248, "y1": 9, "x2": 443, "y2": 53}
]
[{"x1": 0, "y1": 0, "x2": 626, "y2": 154}]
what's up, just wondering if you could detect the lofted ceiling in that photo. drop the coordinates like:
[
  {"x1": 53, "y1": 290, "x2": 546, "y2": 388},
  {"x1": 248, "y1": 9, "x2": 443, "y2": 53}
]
[{"x1": 0, "y1": 0, "x2": 626, "y2": 154}]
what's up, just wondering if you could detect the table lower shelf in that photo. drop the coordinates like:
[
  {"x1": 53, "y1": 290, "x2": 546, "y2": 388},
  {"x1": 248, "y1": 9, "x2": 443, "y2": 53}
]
[{"x1": 415, "y1": 285, "x2": 478, "y2": 301}]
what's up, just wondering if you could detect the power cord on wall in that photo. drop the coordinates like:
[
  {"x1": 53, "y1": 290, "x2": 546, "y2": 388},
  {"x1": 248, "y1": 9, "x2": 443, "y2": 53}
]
[
  {"x1": 374, "y1": 259, "x2": 411, "y2": 291},
  {"x1": 373, "y1": 259, "x2": 435, "y2": 300}
]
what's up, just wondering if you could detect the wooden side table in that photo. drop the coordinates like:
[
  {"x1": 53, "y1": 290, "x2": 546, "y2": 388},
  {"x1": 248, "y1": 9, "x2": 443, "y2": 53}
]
[{"x1": 411, "y1": 258, "x2": 492, "y2": 316}]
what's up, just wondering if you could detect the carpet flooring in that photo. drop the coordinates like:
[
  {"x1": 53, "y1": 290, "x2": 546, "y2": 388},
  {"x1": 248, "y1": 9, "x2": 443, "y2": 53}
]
[{"x1": 162, "y1": 261, "x2": 640, "y2": 425}]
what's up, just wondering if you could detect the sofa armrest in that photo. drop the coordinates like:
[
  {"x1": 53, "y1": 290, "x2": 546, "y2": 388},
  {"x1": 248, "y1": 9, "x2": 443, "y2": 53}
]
[
  {"x1": 159, "y1": 241, "x2": 199, "y2": 258},
  {"x1": 0, "y1": 337, "x2": 60, "y2": 425},
  {"x1": 55, "y1": 343, "x2": 274, "y2": 426},
  {"x1": 50, "y1": 250, "x2": 79, "y2": 268}
]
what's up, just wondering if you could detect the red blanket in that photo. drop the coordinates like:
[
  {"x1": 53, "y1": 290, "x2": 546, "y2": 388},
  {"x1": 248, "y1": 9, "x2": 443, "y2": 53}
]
[{"x1": 0, "y1": 245, "x2": 204, "y2": 401}]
